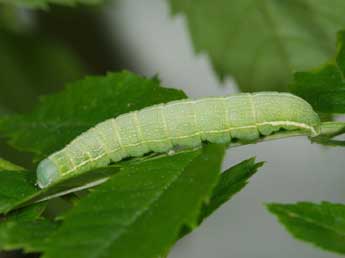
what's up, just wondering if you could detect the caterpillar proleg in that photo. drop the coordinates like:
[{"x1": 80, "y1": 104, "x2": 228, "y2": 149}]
[{"x1": 36, "y1": 92, "x2": 320, "y2": 188}]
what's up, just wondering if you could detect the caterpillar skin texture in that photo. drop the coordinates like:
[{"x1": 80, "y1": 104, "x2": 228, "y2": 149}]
[{"x1": 37, "y1": 92, "x2": 320, "y2": 188}]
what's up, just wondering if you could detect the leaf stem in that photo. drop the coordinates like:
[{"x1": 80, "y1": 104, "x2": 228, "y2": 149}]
[{"x1": 311, "y1": 121, "x2": 345, "y2": 146}]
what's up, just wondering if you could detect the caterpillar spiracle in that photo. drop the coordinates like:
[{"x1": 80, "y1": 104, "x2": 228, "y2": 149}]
[{"x1": 36, "y1": 92, "x2": 320, "y2": 188}]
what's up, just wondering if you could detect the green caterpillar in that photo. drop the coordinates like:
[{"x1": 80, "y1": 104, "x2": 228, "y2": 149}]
[{"x1": 37, "y1": 92, "x2": 320, "y2": 188}]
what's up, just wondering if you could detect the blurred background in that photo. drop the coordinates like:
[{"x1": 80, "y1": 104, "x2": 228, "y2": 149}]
[{"x1": 0, "y1": 0, "x2": 344, "y2": 257}]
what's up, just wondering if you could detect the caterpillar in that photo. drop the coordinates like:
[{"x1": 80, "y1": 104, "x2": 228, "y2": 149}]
[{"x1": 36, "y1": 92, "x2": 320, "y2": 188}]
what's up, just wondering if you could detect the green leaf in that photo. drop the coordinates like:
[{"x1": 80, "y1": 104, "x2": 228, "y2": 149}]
[
  {"x1": 267, "y1": 202, "x2": 345, "y2": 255},
  {"x1": 0, "y1": 0, "x2": 104, "y2": 9},
  {"x1": 7, "y1": 203, "x2": 47, "y2": 221},
  {"x1": 0, "y1": 161, "x2": 140, "y2": 215},
  {"x1": 0, "y1": 28, "x2": 84, "y2": 113},
  {"x1": 0, "y1": 156, "x2": 168, "y2": 215},
  {"x1": 202, "y1": 157, "x2": 264, "y2": 218},
  {"x1": 0, "y1": 71, "x2": 186, "y2": 159},
  {"x1": 0, "y1": 72, "x2": 186, "y2": 214},
  {"x1": 0, "y1": 170, "x2": 38, "y2": 214},
  {"x1": 0, "y1": 148, "x2": 225, "y2": 215},
  {"x1": 291, "y1": 30, "x2": 345, "y2": 114},
  {"x1": 169, "y1": 0, "x2": 345, "y2": 92},
  {"x1": 0, "y1": 158, "x2": 24, "y2": 171},
  {"x1": 42, "y1": 144, "x2": 225, "y2": 258},
  {"x1": 178, "y1": 157, "x2": 264, "y2": 239},
  {"x1": 0, "y1": 204, "x2": 58, "y2": 253},
  {"x1": 0, "y1": 165, "x2": 116, "y2": 214}
]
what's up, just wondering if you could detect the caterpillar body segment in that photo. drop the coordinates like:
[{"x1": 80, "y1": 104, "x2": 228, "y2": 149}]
[{"x1": 37, "y1": 92, "x2": 320, "y2": 188}]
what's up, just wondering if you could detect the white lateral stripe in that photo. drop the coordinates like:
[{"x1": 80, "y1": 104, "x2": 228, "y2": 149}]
[
  {"x1": 259, "y1": 121, "x2": 317, "y2": 136},
  {"x1": 52, "y1": 120, "x2": 317, "y2": 177}
]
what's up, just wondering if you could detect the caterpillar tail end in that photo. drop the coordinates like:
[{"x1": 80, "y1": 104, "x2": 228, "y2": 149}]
[{"x1": 36, "y1": 159, "x2": 59, "y2": 189}]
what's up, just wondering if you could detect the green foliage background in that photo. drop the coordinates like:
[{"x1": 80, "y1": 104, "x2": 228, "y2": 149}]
[{"x1": 170, "y1": 0, "x2": 345, "y2": 92}]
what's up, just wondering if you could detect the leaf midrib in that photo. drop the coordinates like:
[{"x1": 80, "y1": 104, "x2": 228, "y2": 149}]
[
  {"x1": 276, "y1": 207, "x2": 345, "y2": 237},
  {"x1": 76, "y1": 162, "x2": 191, "y2": 258}
]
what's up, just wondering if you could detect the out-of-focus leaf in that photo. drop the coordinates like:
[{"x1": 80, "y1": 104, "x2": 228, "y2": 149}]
[
  {"x1": 0, "y1": 0, "x2": 104, "y2": 9},
  {"x1": 0, "y1": 158, "x2": 24, "y2": 171},
  {"x1": 291, "y1": 30, "x2": 345, "y2": 114},
  {"x1": 0, "y1": 28, "x2": 85, "y2": 113},
  {"x1": 170, "y1": 0, "x2": 345, "y2": 92}
]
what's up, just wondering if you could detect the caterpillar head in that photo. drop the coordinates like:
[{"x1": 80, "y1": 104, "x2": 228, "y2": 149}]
[{"x1": 37, "y1": 159, "x2": 59, "y2": 188}]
